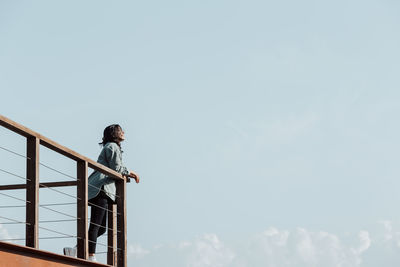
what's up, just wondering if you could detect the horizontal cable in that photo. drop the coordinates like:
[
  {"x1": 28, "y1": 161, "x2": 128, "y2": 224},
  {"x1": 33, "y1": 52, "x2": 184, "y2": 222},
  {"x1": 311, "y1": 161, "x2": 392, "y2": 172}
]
[
  {"x1": 88, "y1": 239, "x2": 122, "y2": 251},
  {"x1": 0, "y1": 221, "x2": 25, "y2": 225},
  {"x1": 39, "y1": 225, "x2": 76, "y2": 239},
  {"x1": 40, "y1": 202, "x2": 75, "y2": 207},
  {"x1": 0, "y1": 168, "x2": 29, "y2": 182},
  {"x1": 0, "y1": 146, "x2": 78, "y2": 187},
  {"x1": 39, "y1": 206, "x2": 79, "y2": 220},
  {"x1": 0, "y1": 216, "x2": 120, "y2": 251},
  {"x1": 88, "y1": 201, "x2": 120, "y2": 215},
  {"x1": 40, "y1": 159, "x2": 119, "y2": 199},
  {"x1": 40, "y1": 157, "x2": 119, "y2": 199},
  {"x1": 0, "y1": 168, "x2": 79, "y2": 202},
  {"x1": 39, "y1": 162, "x2": 77, "y2": 181},
  {"x1": 97, "y1": 233, "x2": 118, "y2": 237},
  {"x1": 89, "y1": 221, "x2": 121, "y2": 233},
  {"x1": 41, "y1": 161, "x2": 119, "y2": 199},
  {"x1": 39, "y1": 236, "x2": 77, "y2": 240},
  {"x1": 0, "y1": 173, "x2": 117, "y2": 209},
  {"x1": 0, "y1": 205, "x2": 25, "y2": 208},
  {"x1": 0, "y1": 219, "x2": 81, "y2": 225},
  {"x1": 0, "y1": 191, "x2": 30, "y2": 203},
  {"x1": 39, "y1": 219, "x2": 76, "y2": 223},
  {"x1": 0, "y1": 216, "x2": 82, "y2": 242},
  {"x1": 0, "y1": 146, "x2": 30, "y2": 160},
  {"x1": 0, "y1": 146, "x2": 120, "y2": 199},
  {"x1": 0, "y1": 237, "x2": 77, "y2": 241},
  {"x1": 41, "y1": 160, "x2": 119, "y2": 199},
  {"x1": 38, "y1": 182, "x2": 80, "y2": 200},
  {"x1": 0, "y1": 215, "x2": 30, "y2": 225}
]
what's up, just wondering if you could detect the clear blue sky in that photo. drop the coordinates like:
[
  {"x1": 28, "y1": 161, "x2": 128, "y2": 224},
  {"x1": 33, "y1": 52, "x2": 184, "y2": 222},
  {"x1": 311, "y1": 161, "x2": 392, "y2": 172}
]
[{"x1": 1, "y1": 0, "x2": 400, "y2": 266}]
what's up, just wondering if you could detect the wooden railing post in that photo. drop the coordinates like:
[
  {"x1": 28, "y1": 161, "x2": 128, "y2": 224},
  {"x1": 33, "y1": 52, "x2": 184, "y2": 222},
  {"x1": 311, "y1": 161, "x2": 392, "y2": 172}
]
[
  {"x1": 76, "y1": 160, "x2": 88, "y2": 260},
  {"x1": 26, "y1": 136, "x2": 39, "y2": 248},
  {"x1": 116, "y1": 179, "x2": 127, "y2": 267},
  {"x1": 107, "y1": 203, "x2": 117, "y2": 266}
]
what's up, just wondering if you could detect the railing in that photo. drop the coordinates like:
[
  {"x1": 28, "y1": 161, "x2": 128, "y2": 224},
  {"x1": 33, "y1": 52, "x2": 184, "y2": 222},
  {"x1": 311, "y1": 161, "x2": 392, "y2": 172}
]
[{"x1": 0, "y1": 114, "x2": 128, "y2": 267}]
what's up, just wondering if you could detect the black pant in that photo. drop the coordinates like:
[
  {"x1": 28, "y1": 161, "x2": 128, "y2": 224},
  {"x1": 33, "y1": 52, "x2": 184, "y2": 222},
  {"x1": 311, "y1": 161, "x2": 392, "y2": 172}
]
[{"x1": 88, "y1": 191, "x2": 111, "y2": 254}]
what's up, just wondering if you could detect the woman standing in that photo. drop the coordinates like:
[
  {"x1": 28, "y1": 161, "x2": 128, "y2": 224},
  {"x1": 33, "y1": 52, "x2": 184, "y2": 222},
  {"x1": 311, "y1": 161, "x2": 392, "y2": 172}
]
[{"x1": 64, "y1": 124, "x2": 139, "y2": 262}]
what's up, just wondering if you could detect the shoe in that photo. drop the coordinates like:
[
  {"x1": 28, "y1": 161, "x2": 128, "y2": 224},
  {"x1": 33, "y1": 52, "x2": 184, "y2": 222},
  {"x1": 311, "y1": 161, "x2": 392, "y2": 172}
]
[
  {"x1": 89, "y1": 255, "x2": 97, "y2": 262},
  {"x1": 63, "y1": 246, "x2": 77, "y2": 257}
]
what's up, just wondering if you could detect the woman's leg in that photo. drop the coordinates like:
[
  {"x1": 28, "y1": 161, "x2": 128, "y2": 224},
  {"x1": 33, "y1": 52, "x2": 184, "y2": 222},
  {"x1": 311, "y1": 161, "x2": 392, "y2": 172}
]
[
  {"x1": 97, "y1": 208, "x2": 108, "y2": 237},
  {"x1": 88, "y1": 196, "x2": 108, "y2": 254}
]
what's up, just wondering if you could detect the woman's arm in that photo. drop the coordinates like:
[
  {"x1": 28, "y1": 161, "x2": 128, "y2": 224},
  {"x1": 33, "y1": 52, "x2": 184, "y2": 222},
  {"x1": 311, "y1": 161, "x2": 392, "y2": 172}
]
[
  {"x1": 106, "y1": 144, "x2": 140, "y2": 183},
  {"x1": 127, "y1": 170, "x2": 140, "y2": 183}
]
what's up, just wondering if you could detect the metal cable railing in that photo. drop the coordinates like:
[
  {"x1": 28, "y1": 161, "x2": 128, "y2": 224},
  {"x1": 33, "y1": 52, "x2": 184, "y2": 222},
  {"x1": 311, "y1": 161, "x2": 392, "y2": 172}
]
[
  {"x1": 39, "y1": 206, "x2": 79, "y2": 220},
  {"x1": 0, "y1": 146, "x2": 30, "y2": 160},
  {"x1": 88, "y1": 201, "x2": 121, "y2": 215},
  {"x1": 88, "y1": 239, "x2": 122, "y2": 251},
  {"x1": 0, "y1": 205, "x2": 25, "y2": 209},
  {"x1": 0, "y1": 164, "x2": 121, "y2": 242},
  {"x1": 0, "y1": 199, "x2": 121, "y2": 251},
  {"x1": 0, "y1": 215, "x2": 77, "y2": 240},
  {"x1": 0, "y1": 164, "x2": 118, "y2": 215},
  {"x1": 40, "y1": 161, "x2": 120, "y2": 199},
  {"x1": 0, "y1": 191, "x2": 30, "y2": 203},
  {"x1": 40, "y1": 202, "x2": 75, "y2": 207},
  {"x1": 39, "y1": 219, "x2": 76, "y2": 223},
  {"x1": 0, "y1": 126, "x2": 127, "y2": 266},
  {"x1": 0, "y1": 145, "x2": 120, "y2": 199},
  {"x1": 0, "y1": 168, "x2": 120, "y2": 233}
]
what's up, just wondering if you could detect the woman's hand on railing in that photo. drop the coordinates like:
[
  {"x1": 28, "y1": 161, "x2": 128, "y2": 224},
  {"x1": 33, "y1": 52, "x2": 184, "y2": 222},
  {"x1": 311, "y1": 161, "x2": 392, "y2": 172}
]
[{"x1": 128, "y1": 170, "x2": 140, "y2": 184}]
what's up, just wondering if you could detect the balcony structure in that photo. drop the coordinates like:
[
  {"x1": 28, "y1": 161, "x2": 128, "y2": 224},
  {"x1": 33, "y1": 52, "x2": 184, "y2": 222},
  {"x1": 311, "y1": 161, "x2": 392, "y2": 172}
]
[{"x1": 0, "y1": 115, "x2": 129, "y2": 267}]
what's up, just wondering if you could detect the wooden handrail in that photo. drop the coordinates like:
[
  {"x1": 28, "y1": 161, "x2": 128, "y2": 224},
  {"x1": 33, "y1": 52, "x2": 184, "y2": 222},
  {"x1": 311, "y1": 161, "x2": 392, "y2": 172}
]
[{"x1": 0, "y1": 114, "x2": 126, "y2": 182}]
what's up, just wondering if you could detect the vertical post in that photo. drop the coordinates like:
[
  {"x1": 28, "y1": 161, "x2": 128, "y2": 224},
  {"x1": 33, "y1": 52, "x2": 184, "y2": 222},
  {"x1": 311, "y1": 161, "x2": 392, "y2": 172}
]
[
  {"x1": 77, "y1": 160, "x2": 88, "y2": 260},
  {"x1": 26, "y1": 137, "x2": 39, "y2": 248},
  {"x1": 116, "y1": 179, "x2": 127, "y2": 267},
  {"x1": 108, "y1": 204, "x2": 117, "y2": 266}
]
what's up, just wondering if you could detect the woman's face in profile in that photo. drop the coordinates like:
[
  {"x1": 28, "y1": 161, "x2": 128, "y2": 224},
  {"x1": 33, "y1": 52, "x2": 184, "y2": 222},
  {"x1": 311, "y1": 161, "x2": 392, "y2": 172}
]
[{"x1": 117, "y1": 128, "x2": 125, "y2": 142}]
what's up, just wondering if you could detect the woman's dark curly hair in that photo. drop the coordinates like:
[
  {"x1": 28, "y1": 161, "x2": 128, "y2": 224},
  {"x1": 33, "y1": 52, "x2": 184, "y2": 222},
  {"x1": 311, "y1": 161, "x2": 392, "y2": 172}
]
[{"x1": 99, "y1": 124, "x2": 123, "y2": 147}]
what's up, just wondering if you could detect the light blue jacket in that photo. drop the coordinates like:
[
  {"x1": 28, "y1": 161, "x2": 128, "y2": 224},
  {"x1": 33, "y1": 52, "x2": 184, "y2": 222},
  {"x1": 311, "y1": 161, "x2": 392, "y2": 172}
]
[{"x1": 88, "y1": 142, "x2": 129, "y2": 202}]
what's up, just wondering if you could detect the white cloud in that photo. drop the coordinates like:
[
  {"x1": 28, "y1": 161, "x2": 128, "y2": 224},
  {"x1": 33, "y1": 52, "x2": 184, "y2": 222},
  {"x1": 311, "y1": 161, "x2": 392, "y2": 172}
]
[
  {"x1": 128, "y1": 244, "x2": 150, "y2": 259},
  {"x1": 379, "y1": 220, "x2": 393, "y2": 242},
  {"x1": 127, "y1": 227, "x2": 372, "y2": 267},
  {"x1": 126, "y1": 222, "x2": 400, "y2": 267},
  {"x1": 233, "y1": 227, "x2": 369, "y2": 267},
  {"x1": 184, "y1": 234, "x2": 235, "y2": 267},
  {"x1": 128, "y1": 234, "x2": 234, "y2": 267},
  {"x1": 356, "y1": 231, "x2": 371, "y2": 254},
  {"x1": 376, "y1": 220, "x2": 400, "y2": 248}
]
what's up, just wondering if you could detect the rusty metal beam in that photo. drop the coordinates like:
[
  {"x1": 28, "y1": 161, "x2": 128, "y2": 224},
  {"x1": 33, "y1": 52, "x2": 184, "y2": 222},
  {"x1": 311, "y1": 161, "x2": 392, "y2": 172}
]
[
  {"x1": 0, "y1": 241, "x2": 109, "y2": 266},
  {"x1": 26, "y1": 136, "x2": 39, "y2": 248},
  {"x1": 0, "y1": 181, "x2": 78, "y2": 191},
  {"x1": 107, "y1": 204, "x2": 117, "y2": 266},
  {"x1": 116, "y1": 180, "x2": 127, "y2": 267},
  {"x1": 77, "y1": 160, "x2": 88, "y2": 260}
]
